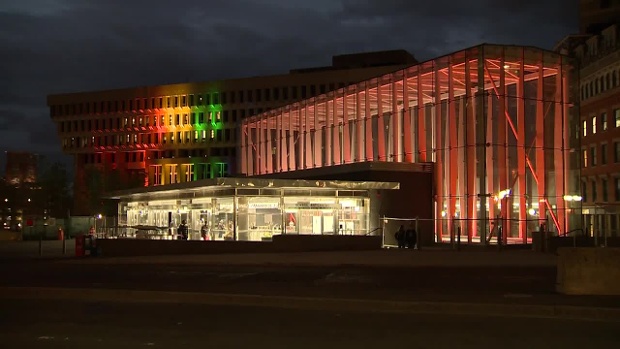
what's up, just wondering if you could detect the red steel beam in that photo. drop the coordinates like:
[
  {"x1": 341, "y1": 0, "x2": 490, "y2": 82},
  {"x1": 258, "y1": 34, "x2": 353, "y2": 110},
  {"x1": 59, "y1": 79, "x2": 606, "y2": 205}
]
[{"x1": 483, "y1": 61, "x2": 562, "y2": 235}]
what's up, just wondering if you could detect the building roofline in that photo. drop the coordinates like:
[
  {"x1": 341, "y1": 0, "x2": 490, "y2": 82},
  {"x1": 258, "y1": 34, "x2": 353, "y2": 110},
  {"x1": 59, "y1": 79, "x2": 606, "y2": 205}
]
[
  {"x1": 244, "y1": 43, "x2": 570, "y2": 125},
  {"x1": 552, "y1": 33, "x2": 593, "y2": 52},
  {"x1": 105, "y1": 177, "x2": 400, "y2": 200},
  {"x1": 47, "y1": 71, "x2": 295, "y2": 101}
]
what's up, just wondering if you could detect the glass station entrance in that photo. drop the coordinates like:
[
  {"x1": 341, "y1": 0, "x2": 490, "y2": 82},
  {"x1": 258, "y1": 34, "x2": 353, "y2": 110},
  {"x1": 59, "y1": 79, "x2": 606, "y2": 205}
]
[{"x1": 108, "y1": 178, "x2": 398, "y2": 241}]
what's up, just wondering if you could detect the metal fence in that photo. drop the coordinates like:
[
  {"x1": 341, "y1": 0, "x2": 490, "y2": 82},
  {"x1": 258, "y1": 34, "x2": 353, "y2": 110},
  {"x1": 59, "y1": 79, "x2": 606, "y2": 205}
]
[{"x1": 381, "y1": 216, "x2": 547, "y2": 248}]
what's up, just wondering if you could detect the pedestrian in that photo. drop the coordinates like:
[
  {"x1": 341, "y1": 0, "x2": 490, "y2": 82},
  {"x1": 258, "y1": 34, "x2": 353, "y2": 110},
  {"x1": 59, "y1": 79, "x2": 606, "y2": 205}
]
[
  {"x1": 177, "y1": 220, "x2": 189, "y2": 240},
  {"x1": 200, "y1": 223, "x2": 209, "y2": 241},
  {"x1": 395, "y1": 225, "x2": 406, "y2": 248},
  {"x1": 406, "y1": 223, "x2": 417, "y2": 249}
]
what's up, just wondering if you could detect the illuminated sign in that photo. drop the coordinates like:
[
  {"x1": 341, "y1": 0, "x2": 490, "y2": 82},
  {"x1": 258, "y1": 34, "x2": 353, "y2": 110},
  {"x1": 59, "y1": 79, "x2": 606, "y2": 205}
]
[
  {"x1": 249, "y1": 202, "x2": 280, "y2": 209},
  {"x1": 288, "y1": 202, "x2": 338, "y2": 210}
]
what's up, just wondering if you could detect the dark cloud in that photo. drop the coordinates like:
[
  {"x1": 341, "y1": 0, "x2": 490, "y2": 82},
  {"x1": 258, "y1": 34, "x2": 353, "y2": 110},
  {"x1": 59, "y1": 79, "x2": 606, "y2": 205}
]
[{"x1": 0, "y1": 0, "x2": 577, "y2": 170}]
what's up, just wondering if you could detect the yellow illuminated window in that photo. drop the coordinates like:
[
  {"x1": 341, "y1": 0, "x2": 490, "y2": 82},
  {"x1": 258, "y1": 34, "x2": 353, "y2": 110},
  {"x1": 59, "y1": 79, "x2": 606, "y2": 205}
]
[
  {"x1": 153, "y1": 165, "x2": 162, "y2": 185},
  {"x1": 185, "y1": 164, "x2": 194, "y2": 182},
  {"x1": 582, "y1": 120, "x2": 587, "y2": 137},
  {"x1": 168, "y1": 165, "x2": 177, "y2": 184}
]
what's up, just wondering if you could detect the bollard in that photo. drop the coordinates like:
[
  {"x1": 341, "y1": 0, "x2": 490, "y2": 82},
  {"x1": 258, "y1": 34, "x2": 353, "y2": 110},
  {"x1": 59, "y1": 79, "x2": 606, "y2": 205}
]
[
  {"x1": 450, "y1": 221, "x2": 456, "y2": 249},
  {"x1": 38, "y1": 232, "x2": 43, "y2": 257},
  {"x1": 62, "y1": 234, "x2": 67, "y2": 255},
  {"x1": 497, "y1": 224, "x2": 503, "y2": 252},
  {"x1": 457, "y1": 226, "x2": 461, "y2": 251}
]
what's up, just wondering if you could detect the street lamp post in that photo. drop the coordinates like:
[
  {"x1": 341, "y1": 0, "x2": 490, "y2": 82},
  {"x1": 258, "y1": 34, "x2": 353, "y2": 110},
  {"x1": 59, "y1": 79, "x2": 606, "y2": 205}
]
[{"x1": 496, "y1": 189, "x2": 511, "y2": 248}]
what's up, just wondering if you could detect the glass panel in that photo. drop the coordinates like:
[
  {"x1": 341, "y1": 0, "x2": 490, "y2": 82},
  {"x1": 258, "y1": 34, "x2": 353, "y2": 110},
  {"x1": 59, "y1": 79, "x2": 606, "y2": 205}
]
[
  {"x1": 337, "y1": 198, "x2": 369, "y2": 235},
  {"x1": 283, "y1": 196, "x2": 338, "y2": 234},
  {"x1": 244, "y1": 196, "x2": 282, "y2": 241},
  {"x1": 213, "y1": 197, "x2": 234, "y2": 240}
]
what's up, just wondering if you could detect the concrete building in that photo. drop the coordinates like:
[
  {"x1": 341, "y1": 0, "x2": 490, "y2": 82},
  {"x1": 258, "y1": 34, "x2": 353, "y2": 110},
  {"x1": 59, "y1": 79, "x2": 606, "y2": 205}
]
[
  {"x1": 47, "y1": 51, "x2": 416, "y2": 216},
  {"x1": 240, "y1": 44, "x2": 578, "y2": 244}
]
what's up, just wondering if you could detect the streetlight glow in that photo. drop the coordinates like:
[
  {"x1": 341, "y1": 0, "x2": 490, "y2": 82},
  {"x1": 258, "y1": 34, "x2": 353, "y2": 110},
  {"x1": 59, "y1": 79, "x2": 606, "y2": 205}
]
[
  {"x1": 563, "y1": 195, "x2": 583, "y2": 202},
  {"x1": 497, "y1": 189, "x2": 511, "y2": 200}
]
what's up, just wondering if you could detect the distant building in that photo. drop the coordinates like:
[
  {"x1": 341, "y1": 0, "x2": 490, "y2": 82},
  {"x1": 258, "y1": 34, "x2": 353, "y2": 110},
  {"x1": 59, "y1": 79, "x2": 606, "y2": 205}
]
[
  {"x1": 4, "y1": 151, "x2": 38, "y2": 185},
  {"x1": 571, "y1": 23, "x2": 620, "y2": 237},
  {"x1": 0, "y1": 151, "x2": 42, "y2": 231},
  {"x1": 579, "y1": 0, "x2": 620, "y2": 34},
  {"x1": 47, "y1": 50, "x2": 417, "y2": 216}
]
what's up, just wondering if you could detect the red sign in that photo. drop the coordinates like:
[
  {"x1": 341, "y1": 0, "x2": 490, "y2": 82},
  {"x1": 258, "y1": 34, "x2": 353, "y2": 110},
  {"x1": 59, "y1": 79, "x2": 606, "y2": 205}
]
[{"x1": 26, "y1": 219, "x2": 33, "y2": 227}]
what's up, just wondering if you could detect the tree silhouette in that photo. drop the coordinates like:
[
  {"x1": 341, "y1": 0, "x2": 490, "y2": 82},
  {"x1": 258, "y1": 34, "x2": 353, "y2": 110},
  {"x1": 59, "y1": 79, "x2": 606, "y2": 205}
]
[{"x1": 37, "y1": 162, "x2": 72, "y2": 218}]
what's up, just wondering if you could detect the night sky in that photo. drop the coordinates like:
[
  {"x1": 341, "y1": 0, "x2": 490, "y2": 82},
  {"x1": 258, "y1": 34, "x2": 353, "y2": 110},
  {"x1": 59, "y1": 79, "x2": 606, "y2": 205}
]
[{"x1": 0, "y1": 0, "x2": 578, "y2": 172}]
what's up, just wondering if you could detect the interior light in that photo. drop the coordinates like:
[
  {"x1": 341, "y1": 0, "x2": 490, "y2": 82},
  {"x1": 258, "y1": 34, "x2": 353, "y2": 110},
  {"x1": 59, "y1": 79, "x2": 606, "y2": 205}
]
[{"x1": 563, "y1": 195, "x2": 583, "y2": 202}]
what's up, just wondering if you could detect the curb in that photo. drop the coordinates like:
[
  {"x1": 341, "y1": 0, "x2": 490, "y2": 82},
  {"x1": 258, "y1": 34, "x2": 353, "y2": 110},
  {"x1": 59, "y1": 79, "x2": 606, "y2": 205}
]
[{"x1": 1, "y1": 286, "x2": 618, "y2": 322}]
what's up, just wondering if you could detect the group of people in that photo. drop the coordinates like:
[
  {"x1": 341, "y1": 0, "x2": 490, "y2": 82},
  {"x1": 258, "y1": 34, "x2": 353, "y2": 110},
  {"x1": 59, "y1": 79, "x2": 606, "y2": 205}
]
[
  {"x1": 394, "y1": 224, "x2": 417, "y2": 249},
  {"x1": 176, "y1": 220, "x2": 232, "y2": 241}
]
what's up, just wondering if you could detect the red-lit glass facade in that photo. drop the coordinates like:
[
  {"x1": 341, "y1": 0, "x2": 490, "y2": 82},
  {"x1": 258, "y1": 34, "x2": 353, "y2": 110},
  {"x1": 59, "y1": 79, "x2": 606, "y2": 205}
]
[{"x1": 240, "y1": 44, "x2": 579, "y2": 243}]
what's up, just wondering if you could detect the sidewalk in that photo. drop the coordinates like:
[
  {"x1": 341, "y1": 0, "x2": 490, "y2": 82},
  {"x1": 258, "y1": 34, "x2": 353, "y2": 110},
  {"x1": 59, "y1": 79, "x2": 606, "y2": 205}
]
[
  {"x1": 59, "y1": 248, "x2": 557, "y2": 268},
  {"x1": 0, "y1": 240, "x2": 75, "y2": 260}
]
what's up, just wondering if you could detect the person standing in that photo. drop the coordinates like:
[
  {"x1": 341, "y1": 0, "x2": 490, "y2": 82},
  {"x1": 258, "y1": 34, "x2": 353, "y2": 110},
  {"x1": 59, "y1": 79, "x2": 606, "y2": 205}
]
[
  {"x1": 177, "y1": 220, "x2": 189, "y2": 240},
  {"x1": 395, "y1": 225, "x2": 406, "y2": 248},
  {"x1": 406, "y1": 223, "x2": 417, "y2": 249}
]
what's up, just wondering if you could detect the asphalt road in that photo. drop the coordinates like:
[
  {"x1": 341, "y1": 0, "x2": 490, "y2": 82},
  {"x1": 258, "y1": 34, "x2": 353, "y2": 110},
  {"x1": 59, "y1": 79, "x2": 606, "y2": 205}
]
[
  {"x1": 2, "y1": 258, "x2": 619, "y2": 309},
  {"x1": 0, "y1": 258, "x2": 559, "y2": 302},
  {"x1": 0, "y1": 299, "x2": 618, "y2": 348}
]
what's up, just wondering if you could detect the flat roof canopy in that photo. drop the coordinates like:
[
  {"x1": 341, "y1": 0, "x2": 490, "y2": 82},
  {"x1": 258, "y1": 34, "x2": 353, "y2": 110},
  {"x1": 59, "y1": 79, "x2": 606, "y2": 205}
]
[{"x1": 106, "y1": 177, "x2": 400, "y2": 200}]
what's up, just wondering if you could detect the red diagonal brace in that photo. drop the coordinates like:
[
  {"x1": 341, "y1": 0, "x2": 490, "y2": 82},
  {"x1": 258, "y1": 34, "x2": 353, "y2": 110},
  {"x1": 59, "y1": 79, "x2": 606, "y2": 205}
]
[{"x1": 484, "y1": 62, "x2": 562, "y2": 235}]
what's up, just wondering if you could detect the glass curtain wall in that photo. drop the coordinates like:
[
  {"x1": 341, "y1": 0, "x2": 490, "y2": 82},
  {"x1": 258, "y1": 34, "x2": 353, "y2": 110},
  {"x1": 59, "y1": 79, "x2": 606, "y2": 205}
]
[
  {"x1": 240, "y1": 44, "x2": 576, "y2": 243},
  {"x1": 119, "y1": 191, "x2": 370, "y2": 241}
]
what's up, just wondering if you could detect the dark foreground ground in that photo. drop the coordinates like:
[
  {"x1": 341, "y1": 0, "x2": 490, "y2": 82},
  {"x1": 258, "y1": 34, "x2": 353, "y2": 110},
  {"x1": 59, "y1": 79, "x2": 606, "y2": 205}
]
[
  {"x1": 1, "y1": 256, "x2": 619, "y2": 308},
  {"x1": 1, "y1": 299, "x2": 618, "y2": 349}
]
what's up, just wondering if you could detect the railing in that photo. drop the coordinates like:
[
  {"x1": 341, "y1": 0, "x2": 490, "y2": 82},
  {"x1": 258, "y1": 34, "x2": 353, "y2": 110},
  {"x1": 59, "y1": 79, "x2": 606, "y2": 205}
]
[
  {"x1": 580, "y1": 42, "x2": 620, "y2": 67},
  {"x1": 365, "y1": 227, "x2": 383, "y2": 236}
]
